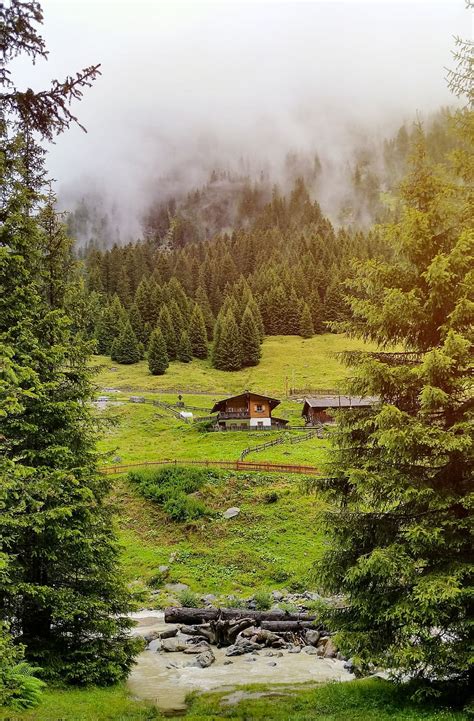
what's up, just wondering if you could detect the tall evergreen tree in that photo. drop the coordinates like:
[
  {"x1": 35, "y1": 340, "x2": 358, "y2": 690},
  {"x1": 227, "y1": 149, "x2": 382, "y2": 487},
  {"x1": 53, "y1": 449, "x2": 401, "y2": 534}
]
[
  {"x1": 110, "y1": 320, "x2": 141, "y2": 364},
  {"x1": 240, "y1": 306, "x2": 261, "y2": 367},
  {"x1": 0, "y1": 0, "x2": 138, "y2": 686},
  {"x1": 212, "y1": 310, "x2": 242, "y2": 371},
  {"x1": 317, "y1": 128, "x2": 473, "y2": 689},
  {"x1": 158, "y1": 305, "x2": 177, "y2": 360},
  {"x1": 147, "y1": 327, "x2": 169, "y2": 375},
  {"x1": 189, "y1": 303, "x2": 208, "y2": 359},
  {"x1": 177, "y1": 330, "x2": 193, "y2": 363},
  {"x1": 299, "y1": 302, "x2": 314, "y2": 338}
]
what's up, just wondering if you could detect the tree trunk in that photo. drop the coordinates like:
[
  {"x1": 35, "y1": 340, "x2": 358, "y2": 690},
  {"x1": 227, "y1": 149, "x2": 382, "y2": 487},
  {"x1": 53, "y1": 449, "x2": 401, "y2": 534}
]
[{"x1": 164, "y1": 606, "x2": 317, "y2": 625}]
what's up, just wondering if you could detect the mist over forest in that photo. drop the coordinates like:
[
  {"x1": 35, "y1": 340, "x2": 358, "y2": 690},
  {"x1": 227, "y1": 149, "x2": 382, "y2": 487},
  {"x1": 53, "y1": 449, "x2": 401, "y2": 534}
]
[{"x1": 10, "y1": 0, "x2": 470, "y2": 246}]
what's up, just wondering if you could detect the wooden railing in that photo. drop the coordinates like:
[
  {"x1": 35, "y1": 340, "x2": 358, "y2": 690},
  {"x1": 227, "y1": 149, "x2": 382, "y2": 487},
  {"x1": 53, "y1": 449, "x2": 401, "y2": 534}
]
[{"x1": 99, "y1": 458, "x2": 321, "y2": 476}]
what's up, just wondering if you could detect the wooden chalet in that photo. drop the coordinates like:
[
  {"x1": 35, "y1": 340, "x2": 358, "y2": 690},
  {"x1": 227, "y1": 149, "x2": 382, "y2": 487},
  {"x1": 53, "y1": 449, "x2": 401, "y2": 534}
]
[
  {"x1": 211, "y1": 392, "x2": 289, "y2": 431},
  {"x1": 302, "y1": 395, "x2": 379, "y2": 424}
]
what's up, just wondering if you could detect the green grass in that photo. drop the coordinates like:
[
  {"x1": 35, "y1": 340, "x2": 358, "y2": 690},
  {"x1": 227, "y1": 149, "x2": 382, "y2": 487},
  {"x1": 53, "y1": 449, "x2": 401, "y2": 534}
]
[
  {"x1": 0, "y1": 683, "x2": 159, "y2": 720},
  {"x1": 184, "y1": 678, "x2": 470, "y2": 720},
  {"x1": 7, "y1": 678, "x2": 467, "y2": 720},
  {"x1": 114, "y1": 471, "x2": 325, "y2": 595},
  {"x1": 97, "y1": 400, "x2": 329, "y2": 466},
  {"x1": 93, "y1": 333, "x2": 377, "y2": 395}
]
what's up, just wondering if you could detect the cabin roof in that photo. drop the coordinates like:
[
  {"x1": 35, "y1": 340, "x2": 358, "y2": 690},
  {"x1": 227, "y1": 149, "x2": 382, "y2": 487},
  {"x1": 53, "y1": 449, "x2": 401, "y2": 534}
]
[
  {"x1": 211, "y1": 392, "x2": 281, "y2": 414},
  {"x1": 302, "y1": 395, "x2": 379, "y2": 411}
]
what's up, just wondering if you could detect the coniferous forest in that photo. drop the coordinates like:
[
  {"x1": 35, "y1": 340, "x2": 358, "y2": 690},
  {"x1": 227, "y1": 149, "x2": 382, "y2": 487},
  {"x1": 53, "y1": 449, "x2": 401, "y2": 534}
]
[{"x1": 0, "y1": 1, "x2": 472, "y2": 719}]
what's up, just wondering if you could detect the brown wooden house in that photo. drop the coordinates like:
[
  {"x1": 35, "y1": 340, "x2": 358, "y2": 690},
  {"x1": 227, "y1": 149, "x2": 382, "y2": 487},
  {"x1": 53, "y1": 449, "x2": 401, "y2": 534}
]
[
  {"x1": 302, "y1": 395, "x2": 379, "y2": 424},
  {"x1": 211, "y1": 392, "x2": 289, "y2": 430}
]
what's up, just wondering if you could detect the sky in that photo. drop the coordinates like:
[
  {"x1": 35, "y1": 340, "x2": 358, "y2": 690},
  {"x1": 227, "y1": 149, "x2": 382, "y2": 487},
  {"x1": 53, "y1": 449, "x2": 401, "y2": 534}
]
[{"x1": 9, "y1": 0, "x2": 472, "y2": 236}]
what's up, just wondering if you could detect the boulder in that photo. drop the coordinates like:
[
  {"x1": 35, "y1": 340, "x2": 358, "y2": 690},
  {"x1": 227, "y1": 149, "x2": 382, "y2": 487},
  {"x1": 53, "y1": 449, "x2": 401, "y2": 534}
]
[
  {"x1": 323, "y1": 638, "x2": 337, "y2": 658},
  {"x1": 148, "y1": 639, "x2": 162, "y2": 653},
  {"x1": 305, "y1": 629, "x2": 320, "y2": 647},
  {"x1": 158, "y1": 565, "x2": 170, "y2": 574},
  {"x1": 143, "y1": 630, "x2": 161, "y2": 643},
  {"x1": 288, "y1": 646, "x2": 302, "y2": 654},
  {"x1": 271, "y1": 590, "x2": 284, "y2": 602},
  {"x1": 161, "y1": 637, "x2": 188, "y2": 652},
  {"x1": 159, "y1": 627, "x2": 178, "y2": 640},
  {"x1": 183, "y1": 641, "x2": 212, "y2": 655},
  {"x1": 223, "y1": 507, "x2": 240, "y2": 519},
  {"x1": 225, "y1": 640, "x2": 262, "y2": 656},
  {"x1": 302, "y1": 645, "x2": 318, "y2": 655},
  {"x1": 193, "y1": 649, "x2": 215, "y2": 668},
  {"x1": 164, "y1": 582, "x2": 189, "y2": 593}
]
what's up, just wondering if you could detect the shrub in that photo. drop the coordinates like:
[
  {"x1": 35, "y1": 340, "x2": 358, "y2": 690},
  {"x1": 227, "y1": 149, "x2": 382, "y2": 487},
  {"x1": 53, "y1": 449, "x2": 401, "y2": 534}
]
[
  {"x1": 222, "y1": 595, "x2": 246, "y2": 609},
  {"x1": 177, "y1": 589, "x2": 200, "y2": 608},
  {"x1": 0, "y1": 624, "x2": 45, "y2": 711},
  {"x1": 254, "y1": 590, "x2": 272, "y2": 610},
  {"x1": 263, "y1": 491, "x2": 279, "y2": 503},
  {"x1": 162, "y1": 493, "x2": 208, "y2": 521}
]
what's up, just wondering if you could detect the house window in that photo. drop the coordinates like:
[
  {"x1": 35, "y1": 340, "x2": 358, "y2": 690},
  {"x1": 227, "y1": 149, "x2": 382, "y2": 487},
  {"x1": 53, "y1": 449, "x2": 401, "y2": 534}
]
[
  {"x1": 255, "y1": 404, "x2": 263, "y2": 412},
  {"x1": 257, "y1": 421, "x2": 264, "y2": 427}
]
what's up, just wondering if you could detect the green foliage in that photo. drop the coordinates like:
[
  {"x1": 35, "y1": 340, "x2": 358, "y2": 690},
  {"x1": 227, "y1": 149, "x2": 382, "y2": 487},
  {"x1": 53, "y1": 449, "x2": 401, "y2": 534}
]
[
  {"x1": 0, "y1": 623, "x2": 44, "y2": 710},
  {"x1": 299, "y1": 302, "x2": 314, "y2": 338},
  {"x1": 127, "y1": 467, "x2": 213, "y2": 521},
  {"x1": 221, "y1": 596, "x2": 247, "y2": 609},
  {"x1": 318, "y1": 126, "x2": 473, "y2": 688},
  {"x1": 188, "y1": 304, "x2": 208, "y2": 359},
  {"x1": 212, "y1": 309, "x2": 242, "y2": 371},
  {"x1": 0, "y1": 3, "x2": 139, "y2": 687},
  {"x1": 240, "y1": 305, "x2": 261, "y2": 367},
  {"x1": 253, "y1": 590, "x2": 272, "y2": 610},
  {"x1": 177, "y1": 330, "x2": 193, "y2": 363},
  {"x1": 111, "y1": 320, "x2": 141, "y2": 364},
  {"x1": 176, "y1": 589, "x2": 201, "y2": 608},
  {"x1": 147, "y1": 328, "x2": 169, "y2": 375},
  {"x1": 158, "y1": 305, "x2": 177, "y2": 360}
]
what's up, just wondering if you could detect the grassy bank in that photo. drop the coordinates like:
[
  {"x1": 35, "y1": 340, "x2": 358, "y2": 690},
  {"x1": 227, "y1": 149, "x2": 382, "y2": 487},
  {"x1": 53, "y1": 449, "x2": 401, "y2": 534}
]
[
  {"x1": 5, "y1": 678, "x2": 468, "y2": 720},
  {"x1": 114, "y1": 471, "x2": 325, "y2": 595},
  {"x1": 93, "y1": 333, "x2": 377, "y2": 396}
]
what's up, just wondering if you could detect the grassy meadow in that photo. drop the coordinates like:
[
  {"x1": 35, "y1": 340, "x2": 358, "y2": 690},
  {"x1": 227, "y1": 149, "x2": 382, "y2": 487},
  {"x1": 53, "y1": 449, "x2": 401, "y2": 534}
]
[{"x1": 93, "y1": 333, "x2": 377, "y2": 396}]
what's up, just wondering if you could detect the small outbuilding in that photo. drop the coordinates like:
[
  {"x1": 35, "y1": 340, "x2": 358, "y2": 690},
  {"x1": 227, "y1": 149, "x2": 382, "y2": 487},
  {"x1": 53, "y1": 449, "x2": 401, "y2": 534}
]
[{"x1": 302, "y1": 395, "x2": 379, "y2": 424}]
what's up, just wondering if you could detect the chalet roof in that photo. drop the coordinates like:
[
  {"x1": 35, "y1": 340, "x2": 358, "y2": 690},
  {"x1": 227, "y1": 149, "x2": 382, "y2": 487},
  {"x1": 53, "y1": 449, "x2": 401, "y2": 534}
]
[
  {"x1": 272, "y1": 416, "x2": 289, "y2": 425},
  {"x1": 211, "y1": 392, "x2": 281, "y2": 414},
  {"x1": 302, "y1": 395, "x2": 379, "y2": 411}
]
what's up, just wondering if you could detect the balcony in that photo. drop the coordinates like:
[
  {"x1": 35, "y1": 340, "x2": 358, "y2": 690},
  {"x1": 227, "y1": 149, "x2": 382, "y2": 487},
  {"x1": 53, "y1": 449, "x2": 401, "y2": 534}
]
[{"x1": 218, "y1": 411, "x2": 250, "y2": 419}]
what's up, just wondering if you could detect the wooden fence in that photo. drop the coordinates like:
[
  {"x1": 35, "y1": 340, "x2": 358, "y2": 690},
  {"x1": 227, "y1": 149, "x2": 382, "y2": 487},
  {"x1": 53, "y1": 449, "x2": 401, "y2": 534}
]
[{"x1": 99, "y1": 458, "x2": 321, "y2": 476}]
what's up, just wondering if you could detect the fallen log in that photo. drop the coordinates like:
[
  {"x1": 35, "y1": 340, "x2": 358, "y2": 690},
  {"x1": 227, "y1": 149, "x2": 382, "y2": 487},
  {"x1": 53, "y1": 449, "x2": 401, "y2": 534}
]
[
  {"x1": 260, "y1": 620, "x2": 316, "y2": 632},
  {"x1": 164, "y1": 606, "x2": 317, "y2": 626}
]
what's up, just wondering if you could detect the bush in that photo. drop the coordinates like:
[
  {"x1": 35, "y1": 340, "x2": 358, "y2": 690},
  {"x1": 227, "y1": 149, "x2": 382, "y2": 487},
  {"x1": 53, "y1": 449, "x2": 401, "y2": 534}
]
[
  {"x1": 127, "y1": 466, "x2": 215, "y2": 521},
  {"x1": 222, "y1": 595, "x2": 247, "y2": 609},
  {"x1": 163, "y1": 493, "x2": 208, "y2": 521},
  {"x1": 177, "y1": 589, "x2": 201, "y2": 608},
  {"x1": 254, "y1": 590, "x2": 272, "y2": 610}
]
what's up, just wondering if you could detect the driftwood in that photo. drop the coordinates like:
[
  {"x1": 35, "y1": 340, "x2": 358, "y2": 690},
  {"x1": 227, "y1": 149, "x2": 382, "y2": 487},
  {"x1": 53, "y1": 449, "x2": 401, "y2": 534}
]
[
  {"x1": 164, "y1": 606, "x2": 317, "y2": 626},
  {"x1": 260, "y1": 620, "x2": 316, "y2": 632}
]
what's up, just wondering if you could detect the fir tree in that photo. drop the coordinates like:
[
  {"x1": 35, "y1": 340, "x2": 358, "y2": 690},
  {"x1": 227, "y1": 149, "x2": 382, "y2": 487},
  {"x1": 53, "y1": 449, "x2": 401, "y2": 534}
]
[
  {"x1": 317, "y1": 128, "x2": 473, "y2": 689},
  {"x1": 189, "y1": 304, "x2": 208, "y2": 358},
  {"x1": 0, "y1": 0, "x2": 138, "y2": 686},
  {"x1": 212, "y1": 310, "x2": 242, "y2": 371},
  {"x1": 240, "y1": 306, "x2": 261, "y2": 367},
  {"x1": 158, "y1": 305, "x2": 177, "y2": 360},
  {"x1": 177, "y1": 330, "x2": 193, "y2": 363},
  {"x1": 147, "y1": 328, "x2": 169, "y2": 375},
  {"x1": 110, "y1": 320, "x2": 141, "y2": 364},
  {"x1": 299, "y1": 302, "x2": 314, "y2": 338}
]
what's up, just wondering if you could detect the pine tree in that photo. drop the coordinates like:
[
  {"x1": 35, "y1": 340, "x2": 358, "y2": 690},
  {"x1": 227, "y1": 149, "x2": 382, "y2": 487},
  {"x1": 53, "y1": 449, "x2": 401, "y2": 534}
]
[
  {"x1": 212, "y1": 310, "x2": 242, "y2": 371},
  {"x1": 158, "y1": 305, "x2": 177, "y2": 360},
  {"x1": 240, "y1": 306, "x2": 261, "y2": 366},
  {"x1": 317, "y1": 128, "x2": 473, "y2": 689},
  {"x1": 189, "y1": 303, "x2": 208, "y2": 358},
  {"x1": 95, "y1": 296, "x2": 126, "y2": 354},
  {"x1": 0, "y1": 1, "x2": 138, "y2": 686},
  {"x1": 177, "y1": 330, "x2": 193, "y2": 363},
  {"x1": 110, "y1": 320, "x2": 141, "y2": 364},
  {"x1": 147, "y1": 328, "x2": 169, "y2": 375},
  {"x1": 299, "y1": 302, "x2": 314, "y2": 338}
]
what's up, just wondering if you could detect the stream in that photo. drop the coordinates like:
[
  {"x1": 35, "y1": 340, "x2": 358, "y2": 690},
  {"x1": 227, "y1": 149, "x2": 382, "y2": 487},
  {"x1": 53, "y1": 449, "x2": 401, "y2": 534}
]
[{"x1": 128, "y1": 611, "x2": 354, "y2": 714}]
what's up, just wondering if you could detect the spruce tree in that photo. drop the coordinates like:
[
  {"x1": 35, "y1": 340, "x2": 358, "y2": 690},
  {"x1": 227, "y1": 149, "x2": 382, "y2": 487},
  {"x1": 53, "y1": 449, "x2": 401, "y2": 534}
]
[
  {"x1": 317, "y1": 128, "x2": 473, "y2": 688},
  {"x1": 240, "y1": 306, "x2": 261, "y2": 367},
  {"x1": 0, "y1": 0, "x2": 138, "y2": 685},
  {"x1": 212, "y1": 310, "x2": 242, "y2": 371},
  {"x1": 177, "y1": 330, "x2": 193, "y2": 363},
  {"x1": 110, "y1": 320, "x2": 141, "y2": 364},
  {"x1": 147, "y1": 328, "x2": 169, "y2": 375},
  {"x1": 158, "y1": 305, "x2": 177, "y2": 360},
  {"x1": 189, "y1": 303, "x2": 208, "y2": 358},
  {"x1": 299, "y1": 302, "x2": 314, "y2": 338}
]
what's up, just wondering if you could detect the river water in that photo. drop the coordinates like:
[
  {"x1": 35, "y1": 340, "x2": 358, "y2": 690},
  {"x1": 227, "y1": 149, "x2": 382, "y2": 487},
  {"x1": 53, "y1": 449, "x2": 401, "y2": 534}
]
[{"x1": 128, "y1": 611, "x2": 354, "y2": 714}]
